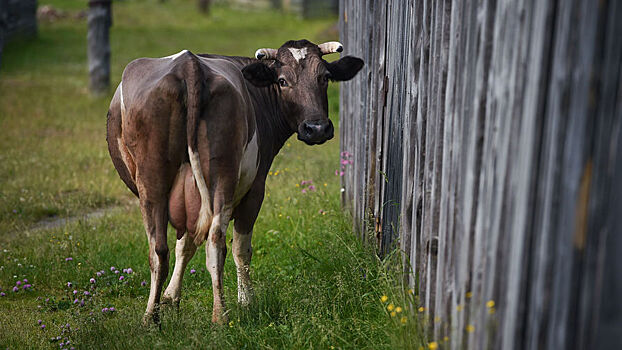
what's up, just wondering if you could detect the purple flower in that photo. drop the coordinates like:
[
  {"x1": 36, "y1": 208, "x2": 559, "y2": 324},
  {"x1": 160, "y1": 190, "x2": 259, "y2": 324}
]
[
  {"x1": 12, "y1": 286, "x2": 18, "y2": 292},
  {"x1": 41, "y1": 324, "x2": 45, "y2": 330},
  {"x1": 65, "y1": 257, "x2": 73, "y2": 261},
  {"x1": 12, "y1": 209, "x2": 17, "y2": 214},
  {"x1": 114, "y1": 270, "x2": 119, "y2": 274},
  {"x1": 73, "y1": 290, "x2": 77, "y2": 295},
  {"x1": 80, "y1": 299, "x2": 85, "y2": 307},
  {"x1": 96, "y1": 272, "x2": 102, "y2": 277},
  {"x1": 127, "y1": 268, "x2": 133, "y2": 274},
  {"x1": 190, "y1": 269, "x2": 196, "y2": 274},
  {"x1": 67, "y1": 282, "x2": 72, "y2": 288},
  {"x1": 0, "y1": 292, "x2": 5, "y2": 297},
  {"x1": 341, "y1": 159, "x2": 349, "y2": 165},
  {"x1": 308, "y1": 185, "x2": 316, "y2": 192},
  {"x1": 37, "y1": 319, "x2": 42, "y2": 325},
  {"x1": 16, "y1": 280, "x2": 21, "y2": 286},
  {"x1": 141, "y1": 281, "x2": 147, "y2": 287},
  {"x1": 23, "y1": 279, "x2": 28, "y2": 283},
  {"x1": 83, "y1": 291, "x2": 90, "y2": 296},
  {"x1": 45, "y1": 298, "x2": 50, "y2": 302},
  {"x1": 90, "y1": 278, "x2": 96, "y2": 284},
  {"x1": 301, "y1": 189, "x2": 307, "y2": 194},
  {"x1": 110, "y1": 266, "x2": 115, "y2": 272},
  {"x1": 122, "y1": 268, "x2": 127, "y2": 273},
  {"x1": 119, "y1": 276, "x2": 124, "y2": 281},
  {"x1": 109, "y1": 307, "x2": 116, "y2": 312},
  {"x1": 102, "y1": 307, "x2": 109, "y2": 313},
  {"x1": 73, "y1": 299, "x2": 79, "y2": 304},
  {"x1": 60, "y1": 343, "x2": 64, "y2": 348},
  {"x1": 100, "y1": 270, "x2": 105, "y2": 275}
]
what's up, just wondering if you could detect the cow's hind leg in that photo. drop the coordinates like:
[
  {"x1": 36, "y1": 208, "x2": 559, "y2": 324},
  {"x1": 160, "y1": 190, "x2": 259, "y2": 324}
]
[
  {"x1": 140, "y1": 197, "x2": 170, "y2": 326},
  {"x1": 162, "y1": 232, "x2": 197, "y2": 308},
  {"x1": 206, "y1": 208, "x2": 232, "y2": 324}
]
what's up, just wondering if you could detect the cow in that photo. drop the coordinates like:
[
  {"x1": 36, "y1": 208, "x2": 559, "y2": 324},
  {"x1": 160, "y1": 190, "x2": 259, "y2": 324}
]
[{"x1": 106, "y1": 39, "x2": 364, "y2": 325}]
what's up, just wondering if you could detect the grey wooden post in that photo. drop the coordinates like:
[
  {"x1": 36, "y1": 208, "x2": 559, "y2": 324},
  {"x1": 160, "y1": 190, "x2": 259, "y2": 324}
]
[{"x1": 87, "y1": 0, "x2": 111, "y2": 95}]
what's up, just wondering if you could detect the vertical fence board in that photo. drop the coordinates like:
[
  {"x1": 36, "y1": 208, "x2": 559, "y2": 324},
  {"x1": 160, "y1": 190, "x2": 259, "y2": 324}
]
[{"x1": 339, "y1": 0, "x2": 621, "y2": 347}]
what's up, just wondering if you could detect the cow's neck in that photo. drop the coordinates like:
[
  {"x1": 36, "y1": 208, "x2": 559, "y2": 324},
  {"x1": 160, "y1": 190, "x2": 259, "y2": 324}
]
[{"x1": 245, "y1": 84, "x2": 293, "y2": 172}]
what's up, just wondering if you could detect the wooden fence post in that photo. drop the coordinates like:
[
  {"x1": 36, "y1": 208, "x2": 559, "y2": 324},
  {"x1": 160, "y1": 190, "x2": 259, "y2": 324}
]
[{"x1": 87, "y1": 0, "x2": 111, "y2": 95}]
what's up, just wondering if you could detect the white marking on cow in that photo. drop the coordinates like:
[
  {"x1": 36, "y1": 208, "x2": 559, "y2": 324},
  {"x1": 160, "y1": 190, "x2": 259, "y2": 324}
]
[
  {"x1": 162, "y1": 233, "x2": 196, "y2": 304},
  {"x1": 188, "y1": 146, "x2": 212, "y2": 245},
  {"x1": 318, "y1": 41, "x2": 343, "y2": 54},
  {"x1": 119, "y1": 82, "x2": 126, "y2": 117},
  {"x1": 233, "y1": 229, "x2": 253, "y2": 305},
  {"x1": 288, "y1": 47, "x2": 308, "y2": 62},
  {"x1": 163, "y1": 49, "x2": 189, "y2": 61},
  {"x1": 233, "y1": 131, "x2": 259, "y2": 205}
]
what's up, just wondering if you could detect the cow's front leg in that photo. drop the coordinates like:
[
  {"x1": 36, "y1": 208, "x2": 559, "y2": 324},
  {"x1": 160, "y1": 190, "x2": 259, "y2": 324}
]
[
  {"x1": 162, "y1": 231, "x2": 197, "y2": 308},
  {"x1": 232, "y1": 226, "x2": 253, "y2": 305},
  {"x1": 140, "y1": 198, "x2": 170, "y2": 326},
  {"x1": 206, "y1": 213, "x2": 230, "y2": 324}
]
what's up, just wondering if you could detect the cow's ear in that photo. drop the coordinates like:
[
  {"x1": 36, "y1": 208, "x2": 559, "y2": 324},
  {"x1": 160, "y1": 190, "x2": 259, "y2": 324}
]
[
  {"x1": 242, "y1": 62, "x2": 277, "y2": 87},
  {"x1": 327, "y1": 56, "x2": 364, "y2": 81}
]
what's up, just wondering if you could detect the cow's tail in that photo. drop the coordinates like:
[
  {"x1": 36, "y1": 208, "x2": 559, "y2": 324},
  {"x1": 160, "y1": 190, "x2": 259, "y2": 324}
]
[{"x1": 185, "y1": 56, "x2": 212, "y2": 246}]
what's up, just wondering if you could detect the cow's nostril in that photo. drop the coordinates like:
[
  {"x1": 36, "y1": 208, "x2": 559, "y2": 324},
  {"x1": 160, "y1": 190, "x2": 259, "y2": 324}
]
[{"x1": 303, "y1": 123, "x2": 314, "y2": 136}]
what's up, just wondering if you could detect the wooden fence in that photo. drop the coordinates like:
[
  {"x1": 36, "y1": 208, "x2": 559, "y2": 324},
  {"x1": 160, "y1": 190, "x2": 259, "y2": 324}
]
[{"x1": 338, "y1": 0, "x2": 621, "y2": 349}]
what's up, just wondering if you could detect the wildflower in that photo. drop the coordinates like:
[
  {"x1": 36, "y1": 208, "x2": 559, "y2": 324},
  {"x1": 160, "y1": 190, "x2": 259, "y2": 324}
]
[
  {"x1": 395, "y1": 306, "x2": 403, "y2": 313},
  {"x1": 110, "y1": 266, "x2": 116, "y2": 272},
  {"x1": 67, "y1": 282, "x2": 72, "y2": 288},
  {"x1": 390, "y1": 311, "x2": 396, "y2": 317},
  {"x1": 37, "y1": 319, "x2": 42, "y2": 325},
  {"x1": 102, "y1": 308, "x2": 109, "y2": 313},
  {"x1": 96, "y1": 272, "x2": 102, "y2": 277},
  {"x1": 127, "y1": 268, "x2": 133, "y2": 274},
  {"x1": 12, "y1": 286, "x2": 18, "y2": 292},
  {"x1": 114, "y1": 270, "x2": 120, "y2": 274},
  {"x1": 229, "y1": 320, "x2": 234, "y2": 327},
  {"x1": 141, "y1": 281, "x2": 147, "y2": 287},
  {"x1": 109, "y1": 307, "x2": 116, "y2": 312},
  {"x1": 408, "y1": 289, "x2": 414, "y2": 295},
  {"x1": 308, "y1": 185, "x2": 316, "y2": 192},
  {"x1": 84, "y1": 291, "x2": 90, "y2": 296},
  {"x1": 90, "y1": 278, "x2": 96, "y2": 284},
  {"x1": 73, "y1": 290, "x2": 77, "y2": 295},
  {"x1": 443, "y1": 336, "x2": 449, "y2": 342},
  {"x1": 486, "y1": 300, "x2": 495, "y2": 308},
  {"x1": 122, "y1": 268, "x2": 127, "y2": 273},
  {"x1": 400, "y1": 316, "x2": 407, "y2": 324},
  {"x1": 65, "y1": 257, "x2": 73, "y2": 262},
  {"x1": 428, "y1": 341, "x2": 438, "y2": 350},
  {"x1": 190, "y1": 269, "x2": 196, "y2": 274},
  {"x1": 23, "y1": 279, "x2": 28, "y2": 283},
  {"x1": 466, "y1": 324, "x2": 475, "y2": 333},
  {"x1": 301, "y1": 189, "x2": 307, "y2": 194},
  {"x1": 119, "y1": 276, "x2": 125, "y2": 281},
  {"x1": 100, "y1": 270, "x2": 105, "y2": 275},
  {"x1": 23, "y1": 284, "x2": 32, "y2": 289},
  {"x1": 41, "y1": 324, "x2": 45, "y2": 330},
  {"x1": 418, "y1": 306, "x2": 425, "y2": 313},
  {"x1": 387, "y1": 303, "x2": 395, "y2": 311},
  {"x1": 16, "y1": 281, "x2": 21, "y2": 286},
  {"x1": 466, "y1": 291, "x2": 472, "y2": 298},
  {"x1": 73, "y1": 298, "x2": 80, "y2": 304},
  {"x1": 0, "y1": 292, "x2": 5, "y2": 297}
]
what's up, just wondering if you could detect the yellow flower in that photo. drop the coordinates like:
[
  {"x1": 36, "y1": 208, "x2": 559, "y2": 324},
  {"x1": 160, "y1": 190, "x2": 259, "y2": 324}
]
[
  {"x1": 380, "y1": 295, "x2": 388, "y2": 303},
  {"x1": 269, "y1": 171, "x2": 273, "y2": 176},
  {"x1": 466, "y1": 291, "x2": 473, "y2": 298},
  {"x1": 418, "y1": 306, "x2": 425, "y2": 313},
  {"x1": 488, "y1": 308, "x2": 496, "y2": 314},
  {"x1": 400, "y1": 316, "x2": 407, "y2": 324},
  {"x1": 443, "y1": 336, "x2": 449, "y2": 342},
  {"x1": 466, "y1": 324, "x2": 475, "y2": 333},
  {"x1": 428, "y1": 341, "x2": 438, "y2": 350},
  {"x1": 295, "y1": 184, "x2": 300, "y2": 187},
  {"x1": 486, "y1": 300, "x2": 495, "y2": 308},
  {"x1": 408, "y1": 289, "x2": 414, "y2": 295},
  {"x1": 456, "y1": 304, "x2": 463, "y2": 311},
  {"x1": 390, "y1": 311, "x2": 396, "y2": 317},
  {"x1": 229, "y1": 320, "x2": 234, "y2": 327},
  {"x1": 387, "y1": 303, "x2": 395, "y2": 311},
  {"x1": 395, "y1": 306, "x2": 403, "y2": 313},
  {"x1": 323, "y1": 183, "x2": 327, "y2": 187}
]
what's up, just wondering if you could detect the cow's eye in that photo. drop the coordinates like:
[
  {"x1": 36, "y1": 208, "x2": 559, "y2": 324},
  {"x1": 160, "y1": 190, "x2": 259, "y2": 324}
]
[
  {"x1": 278, "y1": 78, "x2": 288, "y2": 87},
  {"x1": 320, "y1": 74, "x2": 329, "y2": 84}
]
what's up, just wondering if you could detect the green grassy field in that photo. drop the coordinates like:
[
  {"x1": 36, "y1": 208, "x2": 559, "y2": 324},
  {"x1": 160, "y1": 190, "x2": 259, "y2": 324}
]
[{"x1": 0, "y1": 1, "x2": 423, "y2": 348}]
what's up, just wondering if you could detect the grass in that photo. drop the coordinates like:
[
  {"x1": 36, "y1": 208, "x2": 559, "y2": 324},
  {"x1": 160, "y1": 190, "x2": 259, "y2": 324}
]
[{"x1": 0, "y1": 1, "x2": 423, "y2": 348}]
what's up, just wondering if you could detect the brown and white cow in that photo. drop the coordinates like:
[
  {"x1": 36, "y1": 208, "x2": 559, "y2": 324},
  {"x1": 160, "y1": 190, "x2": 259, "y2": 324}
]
[{"x1": 106, "y1": 39, "x2": 363, "y2": 325}]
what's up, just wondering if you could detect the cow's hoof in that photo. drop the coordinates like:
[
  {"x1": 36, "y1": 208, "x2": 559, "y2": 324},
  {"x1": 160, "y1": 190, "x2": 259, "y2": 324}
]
[
  {"x1": 141, "y1": 312, "x2": 160, "y2": 328},
  {"x1": 161, "y1": 295, "x2": 180, "y2": 310},
  {"x1": 211, "y1": 311, "x2": 229, "y2": 325}
]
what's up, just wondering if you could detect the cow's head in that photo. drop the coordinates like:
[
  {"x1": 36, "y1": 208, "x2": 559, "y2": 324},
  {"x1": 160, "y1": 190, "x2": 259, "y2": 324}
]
[{"x1": 242, "y1": 40, "x2": 364, "y2": 145}]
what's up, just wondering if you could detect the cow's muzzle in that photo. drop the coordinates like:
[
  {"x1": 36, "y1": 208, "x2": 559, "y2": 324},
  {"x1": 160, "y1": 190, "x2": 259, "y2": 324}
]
[{"x1": 298, "y1": 119, "x2": 334, "y2": 145}]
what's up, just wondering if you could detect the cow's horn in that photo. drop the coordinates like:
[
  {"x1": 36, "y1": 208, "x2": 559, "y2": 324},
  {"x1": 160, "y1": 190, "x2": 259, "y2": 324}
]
[
  {"x1": 318, "y1": 41, "x2": 343, "y2": 55},
  {"x1": 255, "y1": 48, "x2": 277, "y2": 60}
]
